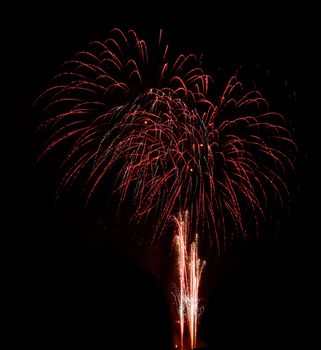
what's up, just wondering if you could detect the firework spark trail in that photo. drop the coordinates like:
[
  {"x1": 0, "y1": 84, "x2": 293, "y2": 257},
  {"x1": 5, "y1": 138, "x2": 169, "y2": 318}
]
[
  {"x1": 174, "y1": 211, "x2": 188, "y2": 350},
  {"x1": 174, "y1": 211, "x2": 206, "y2": 350},
  {"x1": 188, "y1": 234, "x2": 205, "y2": 349}
]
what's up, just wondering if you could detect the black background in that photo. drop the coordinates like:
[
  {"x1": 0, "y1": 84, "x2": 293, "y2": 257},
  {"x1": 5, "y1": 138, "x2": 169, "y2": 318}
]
[{"x1": 5, "y1": 2, "x2": 317, "y2": 349}]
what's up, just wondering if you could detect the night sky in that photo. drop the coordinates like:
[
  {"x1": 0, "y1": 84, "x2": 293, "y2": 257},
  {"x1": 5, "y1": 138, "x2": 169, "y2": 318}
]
[{"x1": 5, "y1": 2, "x2": 317, "y2": 349}]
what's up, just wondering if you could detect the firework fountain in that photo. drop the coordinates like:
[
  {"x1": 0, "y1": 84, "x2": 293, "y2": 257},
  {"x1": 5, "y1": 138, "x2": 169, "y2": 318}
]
[
  {"x1": 36, "y1": 28, "x2": 296, "y2": 350},
  {"x1": 173, "y1": 211, "x2": 206, "y2": 350}
]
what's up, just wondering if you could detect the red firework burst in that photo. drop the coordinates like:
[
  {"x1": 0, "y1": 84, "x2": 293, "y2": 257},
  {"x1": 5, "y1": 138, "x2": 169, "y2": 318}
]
[{"x1": 36, "y1": 28, "x2": 296, "y2": 256}]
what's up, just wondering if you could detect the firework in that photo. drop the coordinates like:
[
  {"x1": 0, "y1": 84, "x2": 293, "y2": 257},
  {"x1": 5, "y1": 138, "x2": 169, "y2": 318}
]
[
  {"x1": 36, "y1": 28, "x2": 296, "y2": 350},
  {"x1": 36, "y1": 28, "x2": 295, "y2": 254},
  {"x1": 173, "y1": 211, "x2": 206, "y2": 350}
]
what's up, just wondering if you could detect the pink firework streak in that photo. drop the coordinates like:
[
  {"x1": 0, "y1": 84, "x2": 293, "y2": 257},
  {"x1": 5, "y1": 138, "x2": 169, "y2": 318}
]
[
  {"x1": 173, "y1": 211, "x2": 206, "y2": 350},
  {"x1": 36, "y1": 28, "x2": 296, "y2": 255}
]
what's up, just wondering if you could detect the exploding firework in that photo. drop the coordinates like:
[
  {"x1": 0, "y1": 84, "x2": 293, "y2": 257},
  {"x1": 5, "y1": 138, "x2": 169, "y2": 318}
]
[{"x1": 36, "y1": 28, "x2": 295, "y2": 255}]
